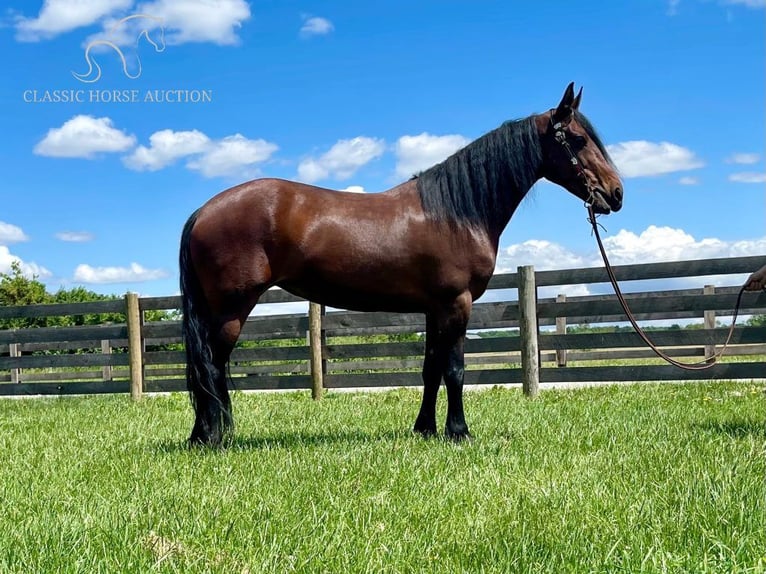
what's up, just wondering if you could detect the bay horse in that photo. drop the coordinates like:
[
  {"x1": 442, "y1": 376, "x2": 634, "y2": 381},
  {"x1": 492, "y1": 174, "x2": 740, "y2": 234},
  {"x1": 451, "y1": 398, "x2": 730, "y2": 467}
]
[{"x1": 179, "y1": 83, "x2": 623, "y2": 446}]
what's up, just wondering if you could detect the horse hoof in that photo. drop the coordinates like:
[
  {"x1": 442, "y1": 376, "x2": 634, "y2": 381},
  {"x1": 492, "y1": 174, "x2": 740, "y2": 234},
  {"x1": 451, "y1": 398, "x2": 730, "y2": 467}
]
[
  {"x1": 413, "y1": 421, "x2": 438, "y2": 438},
  {"x1": 188, "y1": 430, "x2": 222, "y2": 448},
  {"x1": 445, "y1": 426, "x2": 472, "y2": 443}
]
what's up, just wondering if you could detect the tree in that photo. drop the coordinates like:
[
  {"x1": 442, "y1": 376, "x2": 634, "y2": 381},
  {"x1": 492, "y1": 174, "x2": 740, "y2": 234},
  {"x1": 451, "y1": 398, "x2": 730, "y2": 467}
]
[
  {"x1": 50, "y1": 286, "x2": 125, "y2": 326},
  {"x1": 0, "y1": 263, "x2": 174, "y2": 329},
  {"x1": 0, "y1": 262, "x2": 50, "y2": 328}
]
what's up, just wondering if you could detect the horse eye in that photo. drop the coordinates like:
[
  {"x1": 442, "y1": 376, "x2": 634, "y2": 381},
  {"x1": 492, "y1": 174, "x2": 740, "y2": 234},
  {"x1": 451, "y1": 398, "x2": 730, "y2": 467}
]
[{"x1": 572, "y1": 135, "x2": 587, "y2": 147}]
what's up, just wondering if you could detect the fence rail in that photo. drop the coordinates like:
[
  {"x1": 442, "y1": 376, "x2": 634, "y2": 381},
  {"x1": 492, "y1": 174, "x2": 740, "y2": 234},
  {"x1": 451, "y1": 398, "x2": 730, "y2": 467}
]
[{"x1": 1, "y1": 255, "x2": 765, "y2": 397}]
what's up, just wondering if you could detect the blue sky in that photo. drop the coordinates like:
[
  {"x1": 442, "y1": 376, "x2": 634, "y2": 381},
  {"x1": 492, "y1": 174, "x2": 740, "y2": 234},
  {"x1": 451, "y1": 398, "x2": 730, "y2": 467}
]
[{"x1": 1, "y1": 0, "x2": 764, "y2": 302}]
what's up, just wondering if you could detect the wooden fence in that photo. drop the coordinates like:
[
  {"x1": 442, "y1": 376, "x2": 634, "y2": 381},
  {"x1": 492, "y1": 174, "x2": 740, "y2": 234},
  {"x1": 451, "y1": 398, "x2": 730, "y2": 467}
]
[{"x1": 1, "y1": 255, "x2": 765, "y2": 398}]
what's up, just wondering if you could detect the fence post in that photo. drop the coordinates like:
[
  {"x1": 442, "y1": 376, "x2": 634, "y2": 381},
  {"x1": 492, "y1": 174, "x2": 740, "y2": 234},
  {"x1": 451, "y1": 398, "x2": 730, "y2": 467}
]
[
  {"x1": 518, "y1": 265, "x2": 540, "y2": 398},
  {"x1": 125, "y1": 293, "x2": 144, "y2": 400},
  {"x1": 555, "y1": 294, "x2": 567, "y2": 367},
  {"x1": 308, "y1": 302, "x2": 325, "y2": 400},
  {"x1": 101, "y1": 339, "x2": 113, "y2": 382},
  {"x1": 703, "y1": 284, "x2": 716, "y2": 363},
  {"x1": 9, "y1": 343, "x2": 20, "y2": 384}
]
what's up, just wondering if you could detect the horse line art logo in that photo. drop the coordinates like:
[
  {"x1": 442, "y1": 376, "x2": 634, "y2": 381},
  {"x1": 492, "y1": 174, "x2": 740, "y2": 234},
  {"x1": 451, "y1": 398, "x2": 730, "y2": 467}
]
[{"x1": 72, "y1": 14, "x2": 166, "y2": 83}]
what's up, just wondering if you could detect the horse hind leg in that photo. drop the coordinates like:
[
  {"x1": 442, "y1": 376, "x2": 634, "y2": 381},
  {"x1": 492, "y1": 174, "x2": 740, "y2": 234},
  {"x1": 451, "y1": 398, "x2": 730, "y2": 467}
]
[{"x1": 188, "y1": 290, "x2": 262, "y2": 446}]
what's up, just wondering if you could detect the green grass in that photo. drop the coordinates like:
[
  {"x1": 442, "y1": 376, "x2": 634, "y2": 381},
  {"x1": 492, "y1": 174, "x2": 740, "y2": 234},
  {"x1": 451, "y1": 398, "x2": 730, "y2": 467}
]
[{"x1": 0, "y1": 382, "x2": 764, "y2": 573}]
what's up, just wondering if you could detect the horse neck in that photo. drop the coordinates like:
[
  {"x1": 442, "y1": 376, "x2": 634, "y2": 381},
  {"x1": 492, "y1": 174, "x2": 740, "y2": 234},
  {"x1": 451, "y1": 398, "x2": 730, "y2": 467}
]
[
  {"x1": 415, "y1": 115, "x2": 544, "y2": 247},
  {"x1": 481, "y1": 120, "x2": 543, "y2": 244}
]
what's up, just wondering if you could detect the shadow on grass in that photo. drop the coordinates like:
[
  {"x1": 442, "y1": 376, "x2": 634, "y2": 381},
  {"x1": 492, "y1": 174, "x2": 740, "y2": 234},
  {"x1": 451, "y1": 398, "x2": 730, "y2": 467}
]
[
  {"x1": 694, "y1": 419, "x2": 766, "y2": 438},
  {"x1": 151, "y1": 428, "x2": 413, "y2": 453}
]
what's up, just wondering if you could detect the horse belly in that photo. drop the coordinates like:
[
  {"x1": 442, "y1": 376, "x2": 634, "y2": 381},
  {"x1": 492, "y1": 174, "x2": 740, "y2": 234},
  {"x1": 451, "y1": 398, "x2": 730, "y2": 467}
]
[{"x1": 278, "y1": 261, "x2": 428, "y2": 313}]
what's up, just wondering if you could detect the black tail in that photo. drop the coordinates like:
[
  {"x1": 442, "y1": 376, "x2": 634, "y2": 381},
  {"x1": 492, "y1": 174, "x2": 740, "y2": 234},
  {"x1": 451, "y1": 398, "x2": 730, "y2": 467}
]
[{"x1": 179, "y1": 209, "x2": 231, "y2": 445}]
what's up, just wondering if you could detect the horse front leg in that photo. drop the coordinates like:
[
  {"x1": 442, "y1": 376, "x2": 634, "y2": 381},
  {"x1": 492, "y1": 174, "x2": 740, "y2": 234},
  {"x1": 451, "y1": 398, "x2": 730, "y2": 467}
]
[
  {"x1": 413, "y1": 316, "x2": 441, "y2": 437},
  {"x1": 435, "y1": 291, "x2": 472, "y2": 441},
  {"x1": 443, "y1": 336, "x2": 470, "y2": 440}
]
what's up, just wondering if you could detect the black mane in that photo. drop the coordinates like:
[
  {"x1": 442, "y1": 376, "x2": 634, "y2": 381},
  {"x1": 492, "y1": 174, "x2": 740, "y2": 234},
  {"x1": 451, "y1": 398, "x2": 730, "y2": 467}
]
[{"x1": 415, "y1": 116, "x2": 542, "y2": 231}]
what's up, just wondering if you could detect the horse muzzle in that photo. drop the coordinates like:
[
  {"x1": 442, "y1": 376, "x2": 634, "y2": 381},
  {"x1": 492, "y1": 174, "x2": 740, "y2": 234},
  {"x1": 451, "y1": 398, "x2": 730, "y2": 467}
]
[{"x1": 590, "y1": 187, "x2": 622, "y2": 214}]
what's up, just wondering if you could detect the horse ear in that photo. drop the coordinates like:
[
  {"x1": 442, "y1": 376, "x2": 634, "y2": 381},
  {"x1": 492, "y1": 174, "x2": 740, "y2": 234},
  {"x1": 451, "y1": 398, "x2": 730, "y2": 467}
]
[
  {"x1": 553, "y1": 82, "x2": 576, "y2": 124},
  {"x1": 572, "y1": 86, "x2": 583, "y2": 111}
]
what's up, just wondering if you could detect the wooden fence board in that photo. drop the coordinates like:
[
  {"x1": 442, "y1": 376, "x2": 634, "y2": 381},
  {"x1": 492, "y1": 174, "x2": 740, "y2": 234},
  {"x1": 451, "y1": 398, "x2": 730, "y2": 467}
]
[
  {"x1": 537, "y1": 292, "x2": 764, "y2": 320},
  {"x1": 540, "y1": 362, "x2": 764, "y2": 382},
  {"x1": 0, "y1": 340, "x2": 128, "y2": 353},
  {"x1": 0, "y1": 352, "x2": 130, "y2": 370},
  {"x1": 325, "y1": 341, "x2": 424, "y2": 359},
  {"x1": 0, "y1": 299, "x2": 124, "y2": 320},
  {"x1": 0, "y1": 325, "x2": 128, "y2": 345},
  {"x1": 0, "y1": 381, "x2": 129, "y2": 396},
  {"x1": 540, "y1": 327, "x2": 766, "y2": 350},
  {"x1": 16, "y1": 369, "x2": 129, "y2": 382},
  {"x1": 532, "y1": 255, "x2": 766, "y2": 287},
  {"x1": 324, "y1": 369, "x2": 524, "y2": 389},
  {"x1": 142, "y1": 318, "x2": 311, "y2": 341},
  {"x1": 138, "y1": 288, "x2": 305, "y2": 312},
  {"x1": 143, "y1": 345, "x2": 310, "y2": 366},
  {"x1": 325, "y1": 337, "x2": 521, "y2": 360},
  {"x1": 329, "y1": 358, "x2": 423, "y2": 372}
]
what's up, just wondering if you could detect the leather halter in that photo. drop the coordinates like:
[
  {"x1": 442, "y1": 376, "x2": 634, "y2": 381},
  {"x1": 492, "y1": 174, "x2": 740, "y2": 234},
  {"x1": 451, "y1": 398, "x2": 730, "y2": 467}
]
[{"x1": 550, "y1": 117, "x2": 600, "y2": 207}]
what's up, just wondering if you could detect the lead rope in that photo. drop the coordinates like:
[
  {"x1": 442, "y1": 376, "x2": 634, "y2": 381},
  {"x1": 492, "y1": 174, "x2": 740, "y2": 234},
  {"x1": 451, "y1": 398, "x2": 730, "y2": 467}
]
[
  {"x1": 587, "y1": 204, "x2": 746, "y2": 370},
  {"x1": 551, "y1": 115, "x2": 747, "y2": 369}
]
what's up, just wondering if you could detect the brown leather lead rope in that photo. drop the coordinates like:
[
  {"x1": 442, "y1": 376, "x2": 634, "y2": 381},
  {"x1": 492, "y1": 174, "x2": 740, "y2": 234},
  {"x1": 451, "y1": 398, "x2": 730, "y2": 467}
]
[
  {"x1": 550, "y1": 115, "x2": 746, "y2": 369},
  {"x1": 587, "y1": 205, "x2": 747, "y2": 370}
]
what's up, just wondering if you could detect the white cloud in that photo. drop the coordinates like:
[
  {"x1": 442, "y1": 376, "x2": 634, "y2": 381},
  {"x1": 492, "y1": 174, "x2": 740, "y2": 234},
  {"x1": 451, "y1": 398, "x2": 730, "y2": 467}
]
[
  {"x1": 0, "y1": 222, "x2": 29, "y2": 244},
  {"x1": 300, "y1": 16, "x2": 334, "y2": 37},
  {"x1": 497, "y1": 239, "x2": 589, "y2": 273},
  {"x1": 588, "y1": 227, "x2": 766, "y2": 299},
  {"x1": 15, "y1": 0, "x2": 132, "y2": 41},
  {"x1": 123, "y1": 129, "x2": 210, "y2": 171},
  {"x1": 728, "y1": 172, "x2": 766, "y2": 183},
  {"x1": 34, "y1": 115, "x2": 136, "y2": 159},
  {"x1": 186, "y1": 134, "x2": 278, "y2": 178},
  {"x1": 0, "y1": 221, "x2": 49, "y2": 279},
  {"x1": 35, "y1": 120, "x2": 277, "y2": 179},
  {"x1": 342, "y1": 185, "x2": 366, "y2": 193},
  {"x1": 599, "y1": 226, "x2": 766, "y2": 264},
  {"x1": 726, "y1": 152, "x2": 760, "y2": 165},
  {"x1": 394, "y1": 132, "x2": 471, "y2": 179},
  {"x1": 678, "y1": 176, "x2": 698, "y2": 185},
  {"x1": 606, "y1": 140, "x2": 704, "y2": 178},
  {"x1": 495, "y1": 227, "x2": 766, "y2": 297},
  {"x1": 55, "y1": 231, "x2": 95, "y2": 242},
  {"x1": 133, "y1": 0, "x2": 251, "y2": 45},
  {"x1": 0, "y1": 246, "x2": 51, "y2": 278},
  {"x1": 297, "y1": 137, "x2": 385, "y2": 183},
  {"x1": 73, "y1": 262, "x2": 168, "y2": 284},
  {"x1": 16, "y1": 0, "x2": 251, "y2": 45}
]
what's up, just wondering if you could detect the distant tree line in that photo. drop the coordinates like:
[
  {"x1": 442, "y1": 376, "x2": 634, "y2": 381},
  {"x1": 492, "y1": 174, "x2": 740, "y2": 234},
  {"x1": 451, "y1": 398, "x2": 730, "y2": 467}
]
[{"x1": 0, "y1": 261, "x2": 174, "y2": 329}]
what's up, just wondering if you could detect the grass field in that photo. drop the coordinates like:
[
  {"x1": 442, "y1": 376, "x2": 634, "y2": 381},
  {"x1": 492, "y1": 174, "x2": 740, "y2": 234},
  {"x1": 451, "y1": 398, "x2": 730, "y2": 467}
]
[{"x1": 0, "y1": 382, "x2": 763, "y2": 573}]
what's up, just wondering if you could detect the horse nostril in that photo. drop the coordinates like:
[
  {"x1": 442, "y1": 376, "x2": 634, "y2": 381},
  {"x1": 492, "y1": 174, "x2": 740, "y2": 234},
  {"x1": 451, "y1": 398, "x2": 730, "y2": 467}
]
[{"x1": 614, "y1": 187, "x2": 623, "y2": 202}]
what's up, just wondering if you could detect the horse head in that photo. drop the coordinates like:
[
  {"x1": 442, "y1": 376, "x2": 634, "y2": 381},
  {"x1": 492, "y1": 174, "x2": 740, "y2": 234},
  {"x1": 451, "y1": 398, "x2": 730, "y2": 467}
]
[{"x1": 538, "y1": 83, "x2": 623, "y2": 214}]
